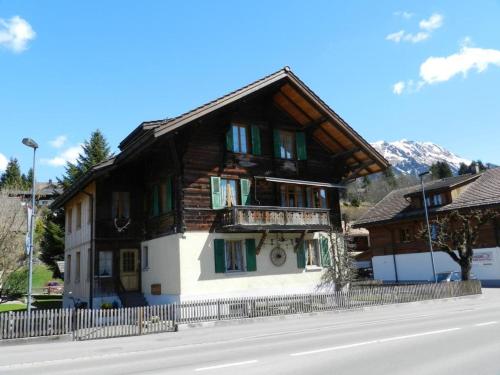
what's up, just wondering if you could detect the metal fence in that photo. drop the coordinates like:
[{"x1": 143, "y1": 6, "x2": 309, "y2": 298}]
[{"x1": 0, "y1": 280, "x2": 481, "y2": 341}]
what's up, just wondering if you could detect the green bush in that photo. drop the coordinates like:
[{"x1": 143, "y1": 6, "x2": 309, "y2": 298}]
[{"x1": 3, "y1": 268, "x2": 28, "y2": 298}]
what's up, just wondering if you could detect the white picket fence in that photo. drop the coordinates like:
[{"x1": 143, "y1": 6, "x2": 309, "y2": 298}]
[{"x1": 0, "y1": 280, "x2": 482, "y2": 341}]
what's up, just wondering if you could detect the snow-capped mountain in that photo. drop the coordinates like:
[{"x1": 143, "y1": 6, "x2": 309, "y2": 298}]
[{"x1": 371, "y1": 140, "x2": 471, "y2": 175}]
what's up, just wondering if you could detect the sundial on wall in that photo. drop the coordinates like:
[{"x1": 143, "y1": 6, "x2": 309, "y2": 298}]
[{"x1": 270, "y1": 246, "x2": 287, "y2": 267}]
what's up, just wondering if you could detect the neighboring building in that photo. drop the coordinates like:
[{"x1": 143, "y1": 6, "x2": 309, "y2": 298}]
[
  {"x1": 52, "y1": 67, "x2": 388, "y2": 308},
  {"x1": 354, "y1": 169, "x2": 500, "y2": 285},
  {"x1": 10, "y1": 180, "x2": 62, "y2": 207}
]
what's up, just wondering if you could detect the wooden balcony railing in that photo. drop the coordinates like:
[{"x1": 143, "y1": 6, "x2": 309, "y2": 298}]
[{"x1": 221, "y1": 205, "x2": 331, "y2": 231}]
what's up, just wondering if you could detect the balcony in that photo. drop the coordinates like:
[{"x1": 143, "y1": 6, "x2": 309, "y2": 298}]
[{"x1": 220, "y1": 205, "x2": 331, "y2": 231}]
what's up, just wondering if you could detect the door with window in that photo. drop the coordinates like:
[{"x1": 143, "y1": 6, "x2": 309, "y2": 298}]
[{"x1": 120, "y1": 249, "x2": 139, "y2": 291}]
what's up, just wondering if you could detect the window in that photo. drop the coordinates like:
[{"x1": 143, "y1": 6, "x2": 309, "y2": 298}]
[
  {"x1": 225, "y1": 240, "x2": 245, "y2": 272},
  {"x1": 67, "y1": 208, "x2": 73, "y2": 233},
  {"x1": 221, "y1": 178, "x2": 239, "y2": 207},
  {"x1": 400, "y1": 228, "x2": 412, "y2": 243},
  {"x1": 75, "y1": 252, "x2": 81, "y2": 283},
  {"x1": 76, "y1": 202, "x2": 82, "y2": 230},
  {"x1": 122, "y1": 251, "x2": 136, "y2": 272},
  {"x1": 279, "y1": 130, "x2": 295, "y2": 160},
  {"x1": 433, "y1": 194, "x2": 443, "y2": 206},
  {"x1": 430, "y1": 223, "x2": 439, "y2": 241},
  {"x1": 66, "y1": 254, "x2": 71, "y2": 283},
  {"x1": 112, "y1": 192, "x2": 130, "y2": 219},
  {"x1": 304, "y1": 239, "x2": 320, "y2": 267},
  {"x1": 142, "y1": 246, "x2": 149, "y2": 270},
  {"x1": 281, "y1": 185, "x2": 305, "y2": 207},
  {"x1": 280, "y1": 185, "x2": 329, "y2": 208},
  {"x1": 98, "y1": 251, "x2": 113, "y2": 277},
  {"x1": 232, "y1": 124, "x2": 249, "y2": 154}
]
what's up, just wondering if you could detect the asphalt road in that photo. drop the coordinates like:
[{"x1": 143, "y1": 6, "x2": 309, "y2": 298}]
[{"x1": 1, "y1": 289, "x2": 500, "y2": 375}]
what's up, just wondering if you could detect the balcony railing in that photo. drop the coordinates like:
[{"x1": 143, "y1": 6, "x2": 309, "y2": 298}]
[{"x1": 221, "y1": 205, "x2": 331, "y2": 231}]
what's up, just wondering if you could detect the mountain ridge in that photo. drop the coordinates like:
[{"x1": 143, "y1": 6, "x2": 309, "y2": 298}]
[{"x1": 371, "y1": 139, "x2": 472, "y2": 175}]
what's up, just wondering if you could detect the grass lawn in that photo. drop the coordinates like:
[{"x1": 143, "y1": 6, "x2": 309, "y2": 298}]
[
  {"x1": 0, "y1": 303, "x2": 27, "y2": 312},
  {"x1": 32, "y1": 264, "x2": 63, "y2": 289}
]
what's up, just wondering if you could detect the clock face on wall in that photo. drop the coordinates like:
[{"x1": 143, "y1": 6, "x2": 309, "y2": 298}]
[{"x1": 270, "y1": 247, "x2": 287, "y2": 266}]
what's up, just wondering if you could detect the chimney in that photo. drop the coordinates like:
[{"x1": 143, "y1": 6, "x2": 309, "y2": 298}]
[{"x1": 475, "y1": 164, "x2": 480, "y2": 174}]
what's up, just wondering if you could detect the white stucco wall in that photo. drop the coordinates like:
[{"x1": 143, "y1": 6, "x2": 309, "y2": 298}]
[
  {"x1": 141, "y1": 234, "x2": 182, "y2": 304},
  {"x1": 176, "y1": 231, "x2": 333, "y2": 301},
  {"x1": 372, "y1": 247, "x2": 500, "y2": 285}
]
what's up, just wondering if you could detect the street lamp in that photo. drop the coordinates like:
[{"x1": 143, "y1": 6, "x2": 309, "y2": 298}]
[
  {"x1": 22, "y1": 137, "x2": 38, "y2": 315},
  {"x1": 419, "y1": 170, "x2": 437, "y2": 283}
]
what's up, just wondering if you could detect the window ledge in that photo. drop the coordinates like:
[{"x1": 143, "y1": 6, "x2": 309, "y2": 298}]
[
  {"x1": 305, "y1": 266, "x2": 322, "y2": 272},
  {"x1": 224, "y1": 271, "x2": 248, "y2": 277}
]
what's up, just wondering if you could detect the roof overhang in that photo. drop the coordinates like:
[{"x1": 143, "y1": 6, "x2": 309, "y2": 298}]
[
  {"x1": 256, "y1": 176, "x2": 345, "y2": 189},
  {"x1": 153, "y1": 67, "x2": 389, "y2": 180}
]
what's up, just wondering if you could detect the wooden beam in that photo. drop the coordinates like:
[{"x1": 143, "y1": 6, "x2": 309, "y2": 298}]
[
  {"x1": 331, "y1": 148, "x2": 361, "y2": 162},
  {"x1": 345, "y1": 161, "x2": 374, "y2": 181},
  {"x1": 168, "y1": 137, "x2": 181, "y2": 172},
  {"x1": 256, "y1": 230, "x2": 269, "y2": 255},
  {"x1": 294, "y1": 230, "x2": 308, "y2": 253},
  {"x1": 303, "y1": 116, "x2": 328, "y2": 129}
]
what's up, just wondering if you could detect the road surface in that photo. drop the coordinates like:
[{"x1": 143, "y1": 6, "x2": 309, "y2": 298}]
[{"x1": 1, "y1": 289, "x2": 500, "y2": 375}]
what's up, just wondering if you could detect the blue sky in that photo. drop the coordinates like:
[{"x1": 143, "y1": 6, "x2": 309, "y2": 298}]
[{"x1": 1, "y1": 0, "x2": 500, "y2": 181}]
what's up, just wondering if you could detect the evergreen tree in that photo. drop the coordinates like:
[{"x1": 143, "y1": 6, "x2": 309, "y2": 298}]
[
  {"x1": 0, "y1": 158, "x2": 24, "y2": 189},
  {"x1": 430, "y1": 161, "x2": 453, "y2": 179},
  {"x1": 22, "y1": 168, "x2": 34, "y2": 190},
  {"x1": 39, "y1": 209, "x2": 65, "y2": 277},
  {"x1": 458, "y1": 162, "x2": 469, "y2": 175},
  {"x1": 41, "y1": 130, "x2": 111, "y2": 277},
  {"x1": 57, "y1": 129, "x2": 111, "y2": 190}
]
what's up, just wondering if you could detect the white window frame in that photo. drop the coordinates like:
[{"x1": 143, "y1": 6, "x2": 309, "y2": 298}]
[
  {"x1": 98, "y1": 251, "x2": 113, "y2": 278},
  {"x1": 142, "y1": 246, "x2": 149, "y2": 271},
  {"x1": 304, "y1": 239, "x2": 321, "y2": 268}
]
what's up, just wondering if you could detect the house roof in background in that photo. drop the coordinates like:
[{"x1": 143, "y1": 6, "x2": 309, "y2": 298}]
[
  {"x1": 403, "y1": 174, "x2": 479, "y2": 197},
  {"x1": 354, "y1": 169, "x2": 500, "y2": 227}
]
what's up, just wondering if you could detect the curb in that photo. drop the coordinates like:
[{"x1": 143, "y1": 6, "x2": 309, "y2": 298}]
[{"x1": 0, "y1": 334, "x2": 73, "y2": 346}]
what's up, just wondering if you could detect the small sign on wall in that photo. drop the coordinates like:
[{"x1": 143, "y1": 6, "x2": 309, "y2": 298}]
[{"x1": 151, "y1": 283, "x2": 161, "y2": 295}]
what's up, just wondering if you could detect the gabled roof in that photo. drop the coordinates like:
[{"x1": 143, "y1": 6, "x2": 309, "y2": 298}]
[
  {"x1": 153, "y1": 67, "x2": 389, "y2": 178},
  {"x1": 52, "y1": 67, "x2": 388, "y2": 209},
  {"x1": 354, "y1": 169, "x2": 500, "y2": 227},
  {"x1": 403, "y1": 174, "x2": 479, "y2": 198}
]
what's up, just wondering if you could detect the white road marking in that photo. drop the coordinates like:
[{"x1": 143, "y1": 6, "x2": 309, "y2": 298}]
[
  {"x1": 475, "y1": 321, "x2": 498, "y2": 327},
  {"x1": 194, "y1": 360, "x2": 258, "y2": 372},
  {"x1": 290, "y1": 328, "x2": 461, "y2": 357}
]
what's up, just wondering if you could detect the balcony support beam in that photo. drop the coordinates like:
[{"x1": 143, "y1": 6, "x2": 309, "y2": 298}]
[
  {"x1": 256, "y1": 230, "x2": 269, "y2": 255},
  {"x1": 294, "y1": 230, "x2": 308, "y2": 253}
]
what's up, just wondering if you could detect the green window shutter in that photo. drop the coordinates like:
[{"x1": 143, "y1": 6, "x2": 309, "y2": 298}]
[
  {"x1": 152, "y1": 185, "x2": 160, "y2": 216},
  {"x1": 210, "y1": 176, "x2": 223, "y2": 209},
  {"x1": 296, "y1": 132, "x2": 307, "y2": 160},
  {"x1": 165, "y1": 175, "x2": 173, "y2": 212},
  {"x1": 320, "y1": 236, "x2": 331, "y2": 267},
  {"x1": 226, "y1": 125, "x2": 234, "y2": 152},
  {"x1": 240, "y1": 178, "x2": 251, "y2": 205},
  {"x1": 214, "y1": 239, "x2": 226, "y2": 273},
  {"x1": 245, "y1": 239, "x2": 257, "y2": 272},
  {"x1": 251, "y1": 125, "x2": 261, "y2": 155},
  {"x1": 273, "y1": 129, "x2": 281, "y2": 158},
  {"x1": 296, "y1": 241, "x2": 306, "y2": 269}
]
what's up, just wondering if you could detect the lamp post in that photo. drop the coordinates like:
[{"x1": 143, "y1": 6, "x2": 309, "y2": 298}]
[
  {"x1": 22, "y1": 137, "x2": 38, "y2": 315},
  {"x1": 419, "y1": 170, "x2": 437, "y2": 283}
]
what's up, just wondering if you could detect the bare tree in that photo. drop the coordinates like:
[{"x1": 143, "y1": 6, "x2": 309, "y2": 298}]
[
  {"x1": 0, "y1": 191, "x2": 27, "y2": 298},
  {"x1": 318, "y1": 229, "x2": 357, "y2": 291},
  {"x1": 421, "y1": 209, "x2": 498, "y2": 281}
]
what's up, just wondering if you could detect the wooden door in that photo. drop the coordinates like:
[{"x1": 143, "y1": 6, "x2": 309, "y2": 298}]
[{"x1": 120, "y1": 249, "x2": 139, "y2": 291}]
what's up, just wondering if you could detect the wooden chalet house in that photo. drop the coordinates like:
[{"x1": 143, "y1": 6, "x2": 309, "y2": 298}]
[
  {"x1": 354, "y1": 170, "x2": 500, "y2": 285},
  {"x1": 52, "y1": 67, "x2": 388, "y2": 308}
]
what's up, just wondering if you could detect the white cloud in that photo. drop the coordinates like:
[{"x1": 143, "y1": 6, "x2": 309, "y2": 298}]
[
  {"x1": 419, "y1": 13, "x2": 443, "y2": 31},
  {"x1": 420, "y1": 46, "x2": 500, "y2": 84},
  {"x1": 393, "y1": 81, "x2": 405, "y2": 95},
  {"x1": 0, "y1": 16, "x2": 36, "y2": 53},
  {"x1": 394, "y1": 11, "x2": 414, "y2": 19},
  {"x1": 393, "y1": 42, "x2": 500, "y2": 94},
  {"x1": 386, "y1": 30, "x2": 405, "y2": 43},
  {"x1": 386, "y1": 13, "x2": 443, "y2": 44},
  {"x1": 0, "y1": 153, "x2": 8, "y2": 171},
  {"x1": 49, "y1": 135, "x2": 68, "y2": 149},
  {"x1": 41, "y1": 145, "x2": 83, "y2": 167}
]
